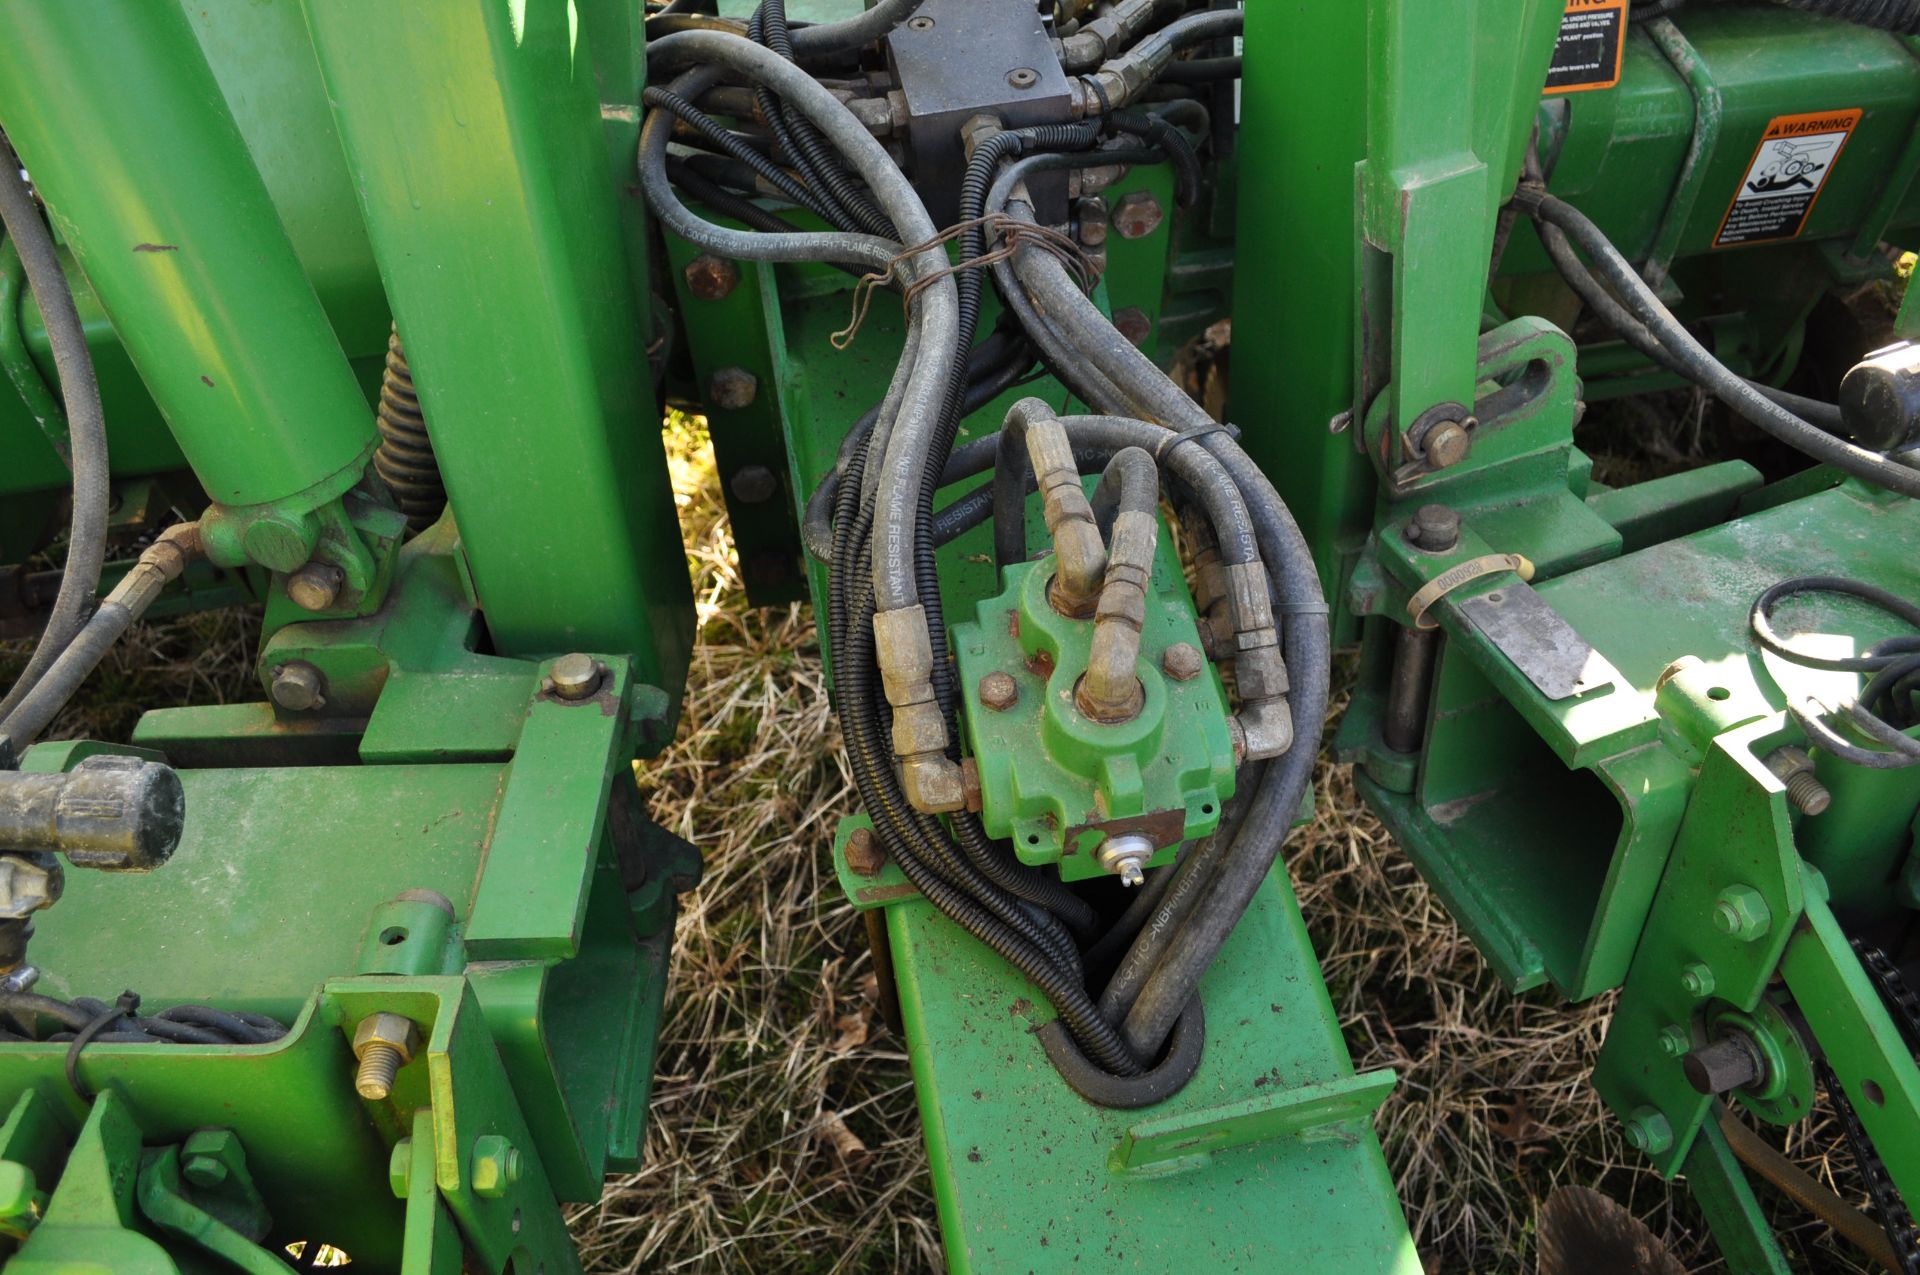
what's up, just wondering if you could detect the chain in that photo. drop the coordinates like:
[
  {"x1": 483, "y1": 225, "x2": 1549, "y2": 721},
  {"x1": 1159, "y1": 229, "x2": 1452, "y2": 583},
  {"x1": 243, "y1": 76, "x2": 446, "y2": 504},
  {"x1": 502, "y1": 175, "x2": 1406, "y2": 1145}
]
[{"x1": 1825, "y1": 941, "x2": 1920, "y2": 1273}]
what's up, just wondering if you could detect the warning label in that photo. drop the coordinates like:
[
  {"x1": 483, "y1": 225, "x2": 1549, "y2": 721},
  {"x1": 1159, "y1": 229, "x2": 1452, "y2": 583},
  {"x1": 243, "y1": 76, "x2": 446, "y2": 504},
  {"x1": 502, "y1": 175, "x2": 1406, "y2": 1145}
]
[
  {"x1": 1544, "y1": 0, "x2": 1626, "y2": 95},
  {"x1": 1715, "y1": 109, "x2": 1861, "y2": 247}
]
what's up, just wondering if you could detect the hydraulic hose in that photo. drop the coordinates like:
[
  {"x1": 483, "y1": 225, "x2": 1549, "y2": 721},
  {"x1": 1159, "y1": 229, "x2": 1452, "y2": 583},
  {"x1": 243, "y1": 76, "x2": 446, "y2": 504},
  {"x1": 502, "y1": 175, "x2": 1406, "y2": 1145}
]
[
  {"x1": 1515, "y1": 189, "x2": 1920, "y2": 498},
  {"x1": 1531, "y1": 214, "x2": 1845, "y2": 433},
  {"x1": 0, "y1": 142, "x2": 111, "y2": 733},
  {"x1": 1715, "y1": 1106, "x2": 1900, "y2": 1271},
  {"x1": 0, "y1": 523, "x2": 202, "y2": 753}
]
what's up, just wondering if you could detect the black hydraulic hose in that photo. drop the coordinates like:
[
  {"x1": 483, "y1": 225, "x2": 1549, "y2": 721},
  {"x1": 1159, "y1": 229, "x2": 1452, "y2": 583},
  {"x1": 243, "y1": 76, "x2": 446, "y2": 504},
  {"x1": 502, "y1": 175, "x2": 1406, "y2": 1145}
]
[
  {"x1": 643, "y1": 84, "x2": 838, "y2": 225},
  {"x1": 0, "y1": 142, "x2": 111, "y2": 733},
  {"x1": 1531, "y1": 214, "x2": 1846, "y2": 433},
  {"x1": 1079, "y1": 863, "x2": 1177, "y2": 973},
  {"x1": 1090, "y1": 440, "x2": 1161, "y2": 537},
  {"x1": 1515, "y1": 189, "x2": 1920, "y2": 497},
  {"x1": 750, "y1": 0, "x2": 895, "y2": 239},
  {"x1": 788, "y1": 0, "x2": 926, "y2": 60},
  {"x1": 1773, "y1": 0, "x2": 1920, "y2": 32},
  {"x1": 1750, "y1": 576, "x2": 1920, "y2": 768},
  {"x1": 1108, "y1": 111, "x2": 1201, "y2": 208},
  {"x1": 1159, "y1": 56, "x2": 1241, "y2": 84}
]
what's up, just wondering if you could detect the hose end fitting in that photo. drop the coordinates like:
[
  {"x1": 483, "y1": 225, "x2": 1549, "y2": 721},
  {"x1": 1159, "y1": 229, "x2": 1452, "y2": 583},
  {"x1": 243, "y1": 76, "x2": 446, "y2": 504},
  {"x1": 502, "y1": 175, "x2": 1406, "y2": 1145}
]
[{"x1": 872, "y1": 605, "x2": 966, "y2": 813}]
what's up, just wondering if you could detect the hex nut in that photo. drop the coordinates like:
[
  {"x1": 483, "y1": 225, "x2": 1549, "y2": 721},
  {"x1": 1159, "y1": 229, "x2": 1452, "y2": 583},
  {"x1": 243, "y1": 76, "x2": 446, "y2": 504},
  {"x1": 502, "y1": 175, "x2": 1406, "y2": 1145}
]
[
  {"x1": 1656, "y1": 1025, "x2": 1690, "y2": 1058},
  {"x1": 470, "y1": 1134, "x2": 522, "y2": 1199},
  {"x1": 1623, "y1": 1106, "x2": 1673, "y2": 1155},
  {"x1": 549, "y1": 653, "x2": 604, "y2": 701},
  {"x1": 1680, "y1": 962, "x2": 1716, "y2": 999},
  {"x1": 1162, "y1": 643, "x2": 1205, "y2": 682},
  {"x1": 709, "y1": 367, "x2": 760, "y2": 412},
  {"x1": 845, "y1": 826, "x2": 887, "y2": 877},
  {"x1": 1111, "y1": 192, "x2": 1165, "y2": 241},
  {"x1": 1712, "y1": 884, "x2": 1771, "y2": 942},
  {"x1": 1765, "y1": 746, "x2": 1831, "y2": 816},
  {"x1": 270, "y1": 661, "x2": 327, "y2": 713},
  {"x1": 978, "y1": 671, "x2": 1019, "y2": 712},
  {"x1": 389, "y1": 1139, "x2": 413, "y2": 1200},
  {"x1": 353, "y1": 1012, "x2": 421, "y2": 1063},
  {"x1": 684, "y1": 254, "x2": 739, "y2": 301},
  {"x1": 286, "y1": 561, "x2": 345, "y2": 612}
]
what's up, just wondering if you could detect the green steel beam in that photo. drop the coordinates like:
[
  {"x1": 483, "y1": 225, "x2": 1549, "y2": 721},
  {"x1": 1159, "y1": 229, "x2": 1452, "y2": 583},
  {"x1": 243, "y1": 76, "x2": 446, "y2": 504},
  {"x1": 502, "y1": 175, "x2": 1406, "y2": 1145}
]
[{"x1": 301, "y1": 0, "x2": 694, "y2": 692}]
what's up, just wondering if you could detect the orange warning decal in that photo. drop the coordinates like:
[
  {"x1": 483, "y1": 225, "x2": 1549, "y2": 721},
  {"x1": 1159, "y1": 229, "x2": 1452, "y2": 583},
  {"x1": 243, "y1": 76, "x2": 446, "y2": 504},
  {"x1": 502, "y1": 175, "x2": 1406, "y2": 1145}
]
[
  {"x1": 1714, "y1": 108, "x2": 1862, "y2": 248},
  {"x1": 1543, "y1": 0, "x2": 1627, "y2": 96}
]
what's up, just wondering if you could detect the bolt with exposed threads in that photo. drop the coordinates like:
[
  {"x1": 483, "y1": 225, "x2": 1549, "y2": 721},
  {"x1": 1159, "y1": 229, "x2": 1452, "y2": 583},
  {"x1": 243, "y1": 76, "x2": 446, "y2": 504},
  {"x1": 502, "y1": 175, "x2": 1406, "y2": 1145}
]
[
  {"x1": 352, "y1": 1012, "x2": 422, "y2": 1101},
  {"x1": 1765, "y1": 746, "x2": 1830, "y2": 816}
]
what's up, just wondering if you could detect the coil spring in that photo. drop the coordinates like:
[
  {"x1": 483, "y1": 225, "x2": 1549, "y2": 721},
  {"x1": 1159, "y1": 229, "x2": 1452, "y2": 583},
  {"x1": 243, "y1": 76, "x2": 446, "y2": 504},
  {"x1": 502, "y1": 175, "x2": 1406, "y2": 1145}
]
[{"x1": 372, "y1": 327, "x2": 445, "y2": 534}]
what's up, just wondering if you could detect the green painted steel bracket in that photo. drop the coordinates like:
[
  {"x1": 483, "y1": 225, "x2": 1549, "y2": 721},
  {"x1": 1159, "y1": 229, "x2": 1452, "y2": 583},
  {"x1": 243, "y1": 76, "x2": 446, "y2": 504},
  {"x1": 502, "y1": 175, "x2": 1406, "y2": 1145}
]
[
  {"x1": 952, "y1": 532, "x2": 1235, "y2": 880},
  {"x1": 1682, "y1": 1117, "x2": 1793, "y2": 1275},
  {"x1": 8, "y1": 1092, "x2": 175, "y2": 1273},
  {"x1": 1780, "y1": 863, "x2": 1920, "y2": 1197},
  {"x1": 395, "y1": 1108, "x2": 464, "y2": 1275},
  {"x1": 1110, "y1": 1068, "x2": 1398, "y2": 1175},
  {"x1": 136, "y1": 1143, "x2": 281, "y2": 1274},
  {"x1": 1592, "y1": 715, "x2": 1805, "y2": 1175}
]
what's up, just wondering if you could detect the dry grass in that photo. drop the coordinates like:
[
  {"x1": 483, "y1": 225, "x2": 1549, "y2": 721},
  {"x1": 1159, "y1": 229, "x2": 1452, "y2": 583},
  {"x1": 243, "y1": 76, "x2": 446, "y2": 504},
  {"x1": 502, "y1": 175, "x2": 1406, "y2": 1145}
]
[{"x1": 4, "y1": 415, "x2": 1889, "y2": 1272}]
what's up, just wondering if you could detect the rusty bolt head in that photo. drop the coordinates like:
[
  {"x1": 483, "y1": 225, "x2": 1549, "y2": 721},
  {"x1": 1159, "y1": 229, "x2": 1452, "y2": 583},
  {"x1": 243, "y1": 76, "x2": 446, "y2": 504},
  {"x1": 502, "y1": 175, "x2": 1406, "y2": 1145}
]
[
  {"x1": 709, "y1": 367, "x2": 760, "y2": 412},
  {"x1": 269, "y1": 661, "x2": 327, "y2": 713},
  {"x1": 353, "y1": 1012, "x2": 421, "y2": 1065},
  {"x1": 1007, "y1": 67, "x2": 1039, "y2": 90},
  {"x1": 1112, "y1": 307, "x2": 1151, "y2": 347},
  {"x1": 684, "y1": 254, "x2": 739, "y2": 301},
  {"x1": 286, "y1": 561, "x2": 344, "y2": 612},
  {"x1": 844, "y1": 825, "x2": 886, "y2": 877},
  {"x1": 961, "y1": 757, "x2": 983, "y2": 813},
  {"x1": 1423, "y1": 420, "x2": 1472, "y2": 470},
  {"x1": 1076, "y1": 197, "x2": 1109, "y2": 247},
  {"x1": 979, "y1": 671, "x2": 1019, "y2": 712},
  {"x1": 1111, "y1": 192, "x2": 1165, "y2": 241},
  {"x1": 1161, "y1": 643, "x2": 1204, "y2": 682}
]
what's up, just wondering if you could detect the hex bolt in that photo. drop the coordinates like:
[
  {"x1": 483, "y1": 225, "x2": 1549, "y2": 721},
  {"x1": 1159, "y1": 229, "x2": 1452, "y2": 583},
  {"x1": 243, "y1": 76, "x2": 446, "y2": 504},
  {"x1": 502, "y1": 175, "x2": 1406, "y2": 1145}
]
[
  {"x1": 1007, "y1": 67, "x2": 1038, "y2": 89},
  {"x1": 1111, "y1": 192, "x2": 1165, "y2": 241},
  {"x1": 1623, "y1": 1106, "x2": 1673, "y2": 1155},
  {"x1": 1112, "y1": 307, "x2": 1151, "y2": 347},
  {"x1": 1162, "y1": 642, "x2": 1204, "y2": 682},
  {"x1": 269, "y1": 661, "x2": 327, "y2": 713},
  {"x1": 548, "y1": 653, "x2": 603, "y2": 701},
  {"x1": 683, "y1": 254, "x2": 739, "y2": 301},
  {"x1": 1076, "y1": 197, "x2": 1110, "y2": 248},
  {"x1": 181, "y1": 1150, "x2": 228, "y2": 1189},
  {"x1": 1680, "y1": 962, "x2": 1716, "y2": 999},
  {"x1": 1403, "y1": 504, "x2": 1461, "y2": 553},
  {"x1": 470, "y1": 1134, "x2": 522, "y2": 1199},
  {"x1": 1096, "y1": 834, "x2": 1154, "y2": 888},
  {"x1": 1712, "y1": 884, "x2": 1771, "y2": 942},
  {"x1": 730, "y1": 465, "x2": 779, "y2": 505},
  {"x1": 709, "y1": 366, "x2": 760, "y2": 412},
  {"x1": 844, "y1": 825, "x2": 886, "y2": 878},
  {"x1": 1423, "y1": 420, "x2": 1472, "y2": 470},
  {"x1": 351, "y1": 1012, "x2": 422, "y2": 1101},
  {"x1": 286, "y1": 561, "x2": 344, "y2": 612},
  {"x1": 978, "y1": 671, "x2": 1019, "y2": 712},
  {"x1": 1656, "y1": 1025, "x2": 1690, "y2": 1058},
  {"x1": 1682, "y1": 1033, "x2": 1767, "y2": 1097},
  {"x1": 1765, "y1": 746, "x2": 1830, "y2": 816}
]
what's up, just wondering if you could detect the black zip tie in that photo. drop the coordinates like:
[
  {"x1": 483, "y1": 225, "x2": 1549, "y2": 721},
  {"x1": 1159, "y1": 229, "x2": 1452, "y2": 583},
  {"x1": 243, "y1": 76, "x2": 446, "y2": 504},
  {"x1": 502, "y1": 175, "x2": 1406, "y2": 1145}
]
[
  {"x1": 66, "y1": 989, "x2": 138, "y2": 1103},
  {"x1": 1151, "y1": 422, "x2": 1235, "y2": 465},
  {"x1": 1080, "y1": 75, "x2": 1114, "y2": 126}
]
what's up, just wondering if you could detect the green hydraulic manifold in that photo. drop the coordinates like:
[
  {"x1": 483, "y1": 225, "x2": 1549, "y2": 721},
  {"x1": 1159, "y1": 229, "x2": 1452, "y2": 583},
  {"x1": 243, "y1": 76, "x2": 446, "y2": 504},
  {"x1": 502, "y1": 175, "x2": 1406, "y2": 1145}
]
[{"x1": 952, "y1": 533, "x2": 1236, "y2": 881}]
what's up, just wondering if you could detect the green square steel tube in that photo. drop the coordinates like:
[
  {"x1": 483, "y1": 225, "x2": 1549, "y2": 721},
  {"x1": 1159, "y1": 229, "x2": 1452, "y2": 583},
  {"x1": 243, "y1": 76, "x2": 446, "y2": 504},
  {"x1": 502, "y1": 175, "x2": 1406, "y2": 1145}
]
[
  {"x1": 0, "y1": 0, "x2": 376, "y2": 510},
  {"x1": 300, "y1": 0, "x2": 694, "y2": 686}
]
